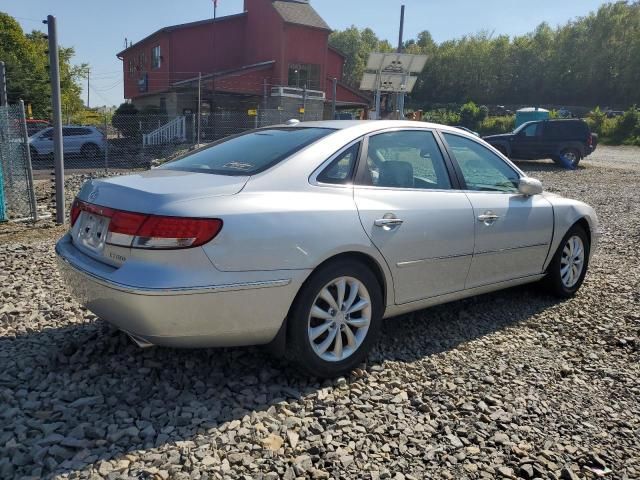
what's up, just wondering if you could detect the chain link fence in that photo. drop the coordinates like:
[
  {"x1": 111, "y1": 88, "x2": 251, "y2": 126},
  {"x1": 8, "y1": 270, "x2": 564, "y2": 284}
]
[
  {"x1": 28, "y1": 109, "x2": 323, "y2": 173},
  {"x1": 0, "y1": 103, "x2": 38, "y2": 222}
]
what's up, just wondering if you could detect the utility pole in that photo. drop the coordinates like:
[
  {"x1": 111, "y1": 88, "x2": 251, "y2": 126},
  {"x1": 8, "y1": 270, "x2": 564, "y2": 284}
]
[
  {"x1": 331, "y1": 77, "x2": 337, "y2": 119},
  {"x1": 0, "y1": 61, "x2": 7, "y2": 106},
  {"x1": 86, "y1": 67, "x2": 90, "y2": 108},
  {"x1": 397, "y1": 5, "x2": 406, "y2": 119},
  {"x1": 197, "y1": 72, "x2": 202, "y2": 146},
  {"x1": 45, "y1": 15, "x2": 65, "y2": 225}
]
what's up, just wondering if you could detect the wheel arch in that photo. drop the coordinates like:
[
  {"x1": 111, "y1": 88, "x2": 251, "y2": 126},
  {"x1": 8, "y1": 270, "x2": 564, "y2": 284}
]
[{"x1": 266, "y1": 250, "x2": 392, "y2": 357}]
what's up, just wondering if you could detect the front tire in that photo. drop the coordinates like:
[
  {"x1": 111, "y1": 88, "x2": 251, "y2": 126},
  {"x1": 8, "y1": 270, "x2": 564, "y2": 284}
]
[
  {"x1": 543, "y1": 225, "x2": 590, "y2": 298},
  {"x1": 287, "y1": 260, "x2": 383, "y2": 378}
]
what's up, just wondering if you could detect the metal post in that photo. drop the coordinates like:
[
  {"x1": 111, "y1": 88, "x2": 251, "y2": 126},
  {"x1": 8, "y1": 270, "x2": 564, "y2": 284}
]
[
  {"x1": 46, "y1": 15, "x2": 65, "y2": 225},
  {"x1": 0, "y1": 62, "x2": 7, "y2": 106},
  {"x1": 104, "y1": 114, "x2": 109, "y2": 172},
  {"x1": 331, "y1": 78, "x2": 337, "y2": 119},
  {"x1": 18, "y1": 100, "x2": 38, "y2": 221},
  {"x1": 86, "y1": 67, "x2": 90, "y2": 108},
  {"x1": 197, "y1": 72, "x2": 201, "y2": 146},
  {"x1": 397, "y1": 5, "x2": 406, "y2": 120},
  {"x1": 375, "y1": 65, "x2": 382, "y2": 120},
  {"x1": 302, "y1": 86, "x2": 307, "y2": 121}
]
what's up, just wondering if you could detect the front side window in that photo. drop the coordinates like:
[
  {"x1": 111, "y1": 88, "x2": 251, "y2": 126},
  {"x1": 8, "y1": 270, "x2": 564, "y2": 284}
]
[
  {"x1": 317, "y1": 142, "x2": 360, "y2": 184},
  {"x1": 161, "y1": 127, "x2": 334, "y2": 176},
  {"x1": 443, "y1": 133, "x2": 520, "y2": 193},
  {"x1": 522, "y1": 122, "x2": 541, "y2": 137},
  {"x1": 359, "y1": 130, "x2": 452, "y2": 190},
  {"x1": 152, "y1": 46, "x2": 161, "y2": 69}
]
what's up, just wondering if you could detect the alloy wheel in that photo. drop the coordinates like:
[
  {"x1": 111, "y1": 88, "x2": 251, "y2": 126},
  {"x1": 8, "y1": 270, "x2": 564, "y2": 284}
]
[
  {"x1": 307, "y1": 276, "x2": 371, "y2": 362},
  {"x1": 560, "y1": 235, "x2": 585, "y2": 288}
]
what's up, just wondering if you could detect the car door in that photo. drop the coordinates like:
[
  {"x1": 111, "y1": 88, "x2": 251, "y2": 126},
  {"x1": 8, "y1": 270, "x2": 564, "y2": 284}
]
[
  {"x1": 511, "y1": 122, "x2": 543, "y2": 159},
  {"x1": 353, "y1": 129, "x2": 475, "y2": 304},
  {"x1": 441, "y1": 132, "x2": 554, "y2": 288},
  {"x1": 32, "y1": 128, "x2": 54, "y2": 155}
]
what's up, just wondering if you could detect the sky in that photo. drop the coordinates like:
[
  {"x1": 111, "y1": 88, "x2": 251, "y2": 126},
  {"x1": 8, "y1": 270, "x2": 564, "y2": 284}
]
[{"x1": 5, "y1": 0, "x2": 608, "y2": 107}]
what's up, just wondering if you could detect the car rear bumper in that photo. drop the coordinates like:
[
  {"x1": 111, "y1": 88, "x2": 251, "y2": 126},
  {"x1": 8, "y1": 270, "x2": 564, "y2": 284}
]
[{"x1": 55, "y1": 235, "x2": 306, "y2": 348}]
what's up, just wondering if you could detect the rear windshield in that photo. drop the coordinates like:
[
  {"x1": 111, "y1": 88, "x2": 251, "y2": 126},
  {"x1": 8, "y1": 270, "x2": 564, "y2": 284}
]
[{"x1": 160, "y1": 127, "x2": 335, "y2": 176}]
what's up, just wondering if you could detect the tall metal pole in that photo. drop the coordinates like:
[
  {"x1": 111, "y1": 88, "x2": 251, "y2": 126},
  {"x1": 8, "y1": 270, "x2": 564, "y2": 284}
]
[
  {"x1": 331, "y1": 77, "x2": 337, "y2": 119},
  {"x1": 86, "y1": 67, "x2": 90, "y2": 108},
  {"x1": 46, "y1": 15, "x2": 65, "y2": 225},
  {"x1": 197, "y1": 72, "x2": 201, "y2": 146},
  {"x1": 0, "y1": 62, "x2": 7, "y2": 106},
  {"x1": 397, "y1": 5, "x2": 406, "y2": 119},
  {"x1": 19, "y1": 100, "x2": 38, "y2": 221}
]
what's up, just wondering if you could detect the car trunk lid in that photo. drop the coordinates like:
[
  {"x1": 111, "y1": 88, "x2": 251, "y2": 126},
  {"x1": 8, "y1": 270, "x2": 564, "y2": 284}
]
[{"x1": 71, "y1": 169, "x2": 247, "y2": 266}]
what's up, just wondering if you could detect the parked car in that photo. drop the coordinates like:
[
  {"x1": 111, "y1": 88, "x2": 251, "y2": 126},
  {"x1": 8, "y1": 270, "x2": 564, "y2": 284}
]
[
  {"x1": 453, "y1": 126, "x2": 480, "y2": 137},
  {"x1": 56, "y1": 120, "x2": 598, "y2": 377},
  {"x1": 605, "y1": 110, "x2": 624, "y2": 118},
  {"x1": 483, "y1": 119, "x2": 597, "y2": 168},
  {"x1": 29, "y1": 125, "x2": 105, "y2": 163}
]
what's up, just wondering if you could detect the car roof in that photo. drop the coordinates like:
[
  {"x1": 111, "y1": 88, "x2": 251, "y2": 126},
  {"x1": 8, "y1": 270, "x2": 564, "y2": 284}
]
[{"x1": 277, "y1": 120, "x2": 467, "y2": 134}]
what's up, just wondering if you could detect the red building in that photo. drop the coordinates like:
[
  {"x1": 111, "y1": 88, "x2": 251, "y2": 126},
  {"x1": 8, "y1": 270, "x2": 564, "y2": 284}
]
[{"x1": 117, "y1": 0, "x2": 370, "y2": 118}]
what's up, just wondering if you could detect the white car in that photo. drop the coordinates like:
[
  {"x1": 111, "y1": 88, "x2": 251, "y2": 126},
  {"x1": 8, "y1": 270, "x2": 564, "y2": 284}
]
[
  {"x1": 30, "y1": 125, "x2": 105, "y2": 160},
  {"x1": 56, "y1": 121, "x2": 598, "y2": 377}
]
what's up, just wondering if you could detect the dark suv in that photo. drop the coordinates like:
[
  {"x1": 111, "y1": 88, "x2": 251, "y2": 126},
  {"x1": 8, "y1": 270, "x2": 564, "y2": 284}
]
[{"x1": 483, "y1": 119, "x2": 597, "y2": 168}]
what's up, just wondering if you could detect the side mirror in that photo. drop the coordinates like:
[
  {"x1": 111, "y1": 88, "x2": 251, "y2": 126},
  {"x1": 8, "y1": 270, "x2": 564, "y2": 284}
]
[{"x1": 518, "y1": 177, "x2": 543, "y2": 196}]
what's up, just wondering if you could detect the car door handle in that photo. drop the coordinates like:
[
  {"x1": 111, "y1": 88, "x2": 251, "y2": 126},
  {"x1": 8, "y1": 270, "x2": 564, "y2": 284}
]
[
  {"x1": 477, "y1": 213, "x2": 500, "y2": 224},
  {"x1": 374, "y1": 218, "x2": 404, "y2": 227}
]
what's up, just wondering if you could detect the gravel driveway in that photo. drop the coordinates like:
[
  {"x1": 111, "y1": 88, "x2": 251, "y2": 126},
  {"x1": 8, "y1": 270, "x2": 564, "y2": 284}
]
[{"x1": 1, "y1": 146, "x2": 639, "y2": 479}]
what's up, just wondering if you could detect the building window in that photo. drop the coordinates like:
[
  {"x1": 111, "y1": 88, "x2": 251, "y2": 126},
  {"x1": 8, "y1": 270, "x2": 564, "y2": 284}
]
[
  {"x1": 152, "y1": 45, "x2": 161, "y2": 69},
  {"x1": 128, "y1": 60, "x2": 134, "y2": 77},
  {"x1": 288, "y1": 63, "x2": 320, "y2": 89}
]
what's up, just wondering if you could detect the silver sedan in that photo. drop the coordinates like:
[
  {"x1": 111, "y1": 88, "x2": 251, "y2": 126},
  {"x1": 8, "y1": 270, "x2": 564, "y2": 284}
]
[{"x1": 56, "y1": 121, "x2": 598, "y2": 377}]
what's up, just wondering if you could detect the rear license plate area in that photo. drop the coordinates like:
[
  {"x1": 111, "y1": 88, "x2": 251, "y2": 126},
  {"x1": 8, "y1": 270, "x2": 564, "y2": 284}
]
[{"x1": 74, "y1": 211, "x2": 110, "y2": 254}]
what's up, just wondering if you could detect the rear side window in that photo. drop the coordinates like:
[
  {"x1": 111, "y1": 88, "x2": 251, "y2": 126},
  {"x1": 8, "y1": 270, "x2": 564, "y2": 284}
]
[
  {"x1": 359, "y1": 130, "x2": 452, "y2": 190},
  {"x1": 162, "y1": 127, "x2": 334, "y2": 176},
  {"x1": 546, "y1": 121, "x2": 588, "y2": 139},
  {"x1": 317, "y1": 142, "x2": 360, "y2": 184}
]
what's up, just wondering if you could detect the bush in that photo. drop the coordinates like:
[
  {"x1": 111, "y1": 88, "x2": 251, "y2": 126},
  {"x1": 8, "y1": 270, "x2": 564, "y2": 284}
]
[
  {"x1": 586, "y1": 106, "x2": 640, "y2": 146},
  {"x1": 112, "y1": 103, "x2": 140, "y2": 138},
  {"x1": 459, "y1": 101, "x2": 482, "y2": 129},
  {"x1": 421, "y1": 109, "x2": 460, "y2": 126},
  {"x1": 478, "y1": 115, "x2": 515, "y2": 135}
]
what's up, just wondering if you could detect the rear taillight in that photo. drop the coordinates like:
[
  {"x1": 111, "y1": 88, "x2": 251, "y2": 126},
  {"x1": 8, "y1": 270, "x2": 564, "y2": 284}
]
[
  {"x1": 134, "y1": 216, "x2": 223, "y2": 249},
  {"x1": 70, "y1": 199, "x2": 81, "y2": 226},
  {"x1": 587, "y1": 134, "x2": 593, "y2": 147},
  {"x1": 71, "y1": 199, "x2": 222, "y2": 249}
]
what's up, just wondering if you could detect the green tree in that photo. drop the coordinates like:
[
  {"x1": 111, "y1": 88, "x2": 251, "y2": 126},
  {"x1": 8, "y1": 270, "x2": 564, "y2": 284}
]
[
  {"x1": 0, "y1": 12, "x2": 87, "y2": 118},
  {"x1": 329, "y1": 26, "x2": 393, "y2": 87}
]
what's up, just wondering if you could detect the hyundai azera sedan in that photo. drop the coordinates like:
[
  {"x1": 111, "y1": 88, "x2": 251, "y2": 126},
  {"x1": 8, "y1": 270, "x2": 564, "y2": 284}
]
[{"x1": 56, "y1": 120, "x2": 598, "y2": 377}]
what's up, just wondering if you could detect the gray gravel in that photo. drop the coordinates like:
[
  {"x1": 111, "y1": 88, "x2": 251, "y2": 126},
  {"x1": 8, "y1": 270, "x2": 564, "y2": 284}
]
[{"x1": 1, "y1": 146, "x2": 639, "y2": 479}]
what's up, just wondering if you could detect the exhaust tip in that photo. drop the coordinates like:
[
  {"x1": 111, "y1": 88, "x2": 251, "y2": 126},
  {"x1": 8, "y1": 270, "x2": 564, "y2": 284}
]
[{"x1": 126, "y1": 332, "x2": 155, "y2": 349}]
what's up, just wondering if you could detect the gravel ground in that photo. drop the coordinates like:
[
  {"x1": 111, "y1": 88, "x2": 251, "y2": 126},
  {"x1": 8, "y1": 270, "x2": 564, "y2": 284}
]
[{"x1": 0, "y1": 146, "x2": 639, "y2": 479}]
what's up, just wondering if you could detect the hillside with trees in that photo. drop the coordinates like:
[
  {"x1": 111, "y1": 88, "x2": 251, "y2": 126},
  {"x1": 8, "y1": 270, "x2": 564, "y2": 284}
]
[{"x1": 330, "y1": 1, "x2": 640, "y2": 108}]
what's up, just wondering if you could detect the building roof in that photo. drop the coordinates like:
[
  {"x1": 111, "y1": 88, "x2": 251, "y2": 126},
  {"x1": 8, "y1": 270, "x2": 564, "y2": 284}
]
[
  {"x1": 272, "y1": 0, "x2": 331, "y2": 31},
  {"x1": 116, "y1": 13, "x2": 247, "y2": 57}
]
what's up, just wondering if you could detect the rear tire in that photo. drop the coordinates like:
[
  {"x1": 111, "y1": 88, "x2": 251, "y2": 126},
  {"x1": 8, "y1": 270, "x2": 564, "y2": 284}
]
[
  {"x1": 542, "y1": 224, "x2": 590, "y2": 298},
  {"x1": 554, "y1": 148, "x2": 581, "y2": 169},
  {"x1": 287, "y1": 260, "x2": 383, "y2": 378}
]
